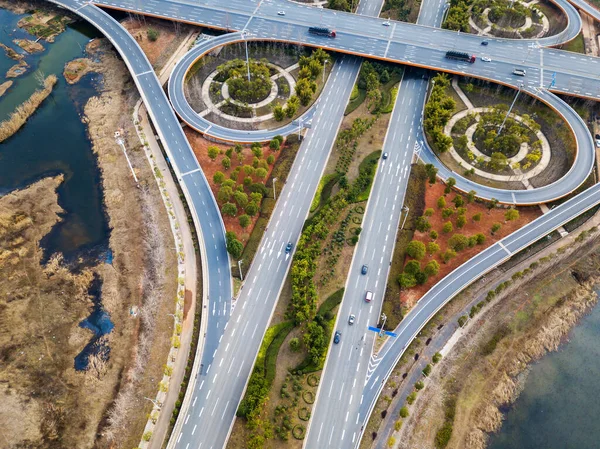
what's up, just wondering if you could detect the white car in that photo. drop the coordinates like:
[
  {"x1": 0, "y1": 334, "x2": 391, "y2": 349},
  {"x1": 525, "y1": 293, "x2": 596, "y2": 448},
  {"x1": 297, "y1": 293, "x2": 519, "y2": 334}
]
[
  {"x1": 277, "y1": 10, "x2": 285, "y2": 15},
  {"x1": 382, "y1": 21, "x2": 390, "y2": 26},
  {"x1": 348, "y1": 314, "x2": 356, "y2": 325},
  {"x1": 481, "y1": 56, "x2": 492, "y2": 62}
]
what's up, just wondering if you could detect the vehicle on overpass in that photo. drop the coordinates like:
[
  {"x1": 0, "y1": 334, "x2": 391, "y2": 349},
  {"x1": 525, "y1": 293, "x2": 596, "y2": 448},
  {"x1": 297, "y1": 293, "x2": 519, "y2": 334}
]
[
  {"x1": 513, "y1": 68, "x2": 527, "y2": 76},
  {"x1": 445, "y1": 50, "x2": 476, "y2": 63},
  {"x1": 308, "y1": 26, "x2": 336, "y2": 38}
]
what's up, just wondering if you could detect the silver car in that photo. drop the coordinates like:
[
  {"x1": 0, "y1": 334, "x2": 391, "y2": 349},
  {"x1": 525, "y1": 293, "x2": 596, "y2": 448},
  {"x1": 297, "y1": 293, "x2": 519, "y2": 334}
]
[{"x1": 348, "y1": 314, "x2": 356, "y2": 325}]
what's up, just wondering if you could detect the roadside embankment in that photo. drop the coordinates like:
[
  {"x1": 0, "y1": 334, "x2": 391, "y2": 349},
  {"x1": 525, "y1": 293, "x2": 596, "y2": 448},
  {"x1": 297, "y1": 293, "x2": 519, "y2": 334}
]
[
  {"x1": 0, "y1": 74, "x2": 57, "y2": 142},
  {"x1": 394, "y1": 226, "x2": 600, "y2": 449},
  {"x1": 76, "y1": 38, "x2": 179, "y2": 448}
]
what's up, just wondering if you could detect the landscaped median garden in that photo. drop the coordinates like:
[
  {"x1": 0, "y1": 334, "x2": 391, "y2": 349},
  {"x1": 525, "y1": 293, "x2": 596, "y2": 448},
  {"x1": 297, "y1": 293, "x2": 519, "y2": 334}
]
[{"x1": 228, "y1": 62, "x2": 398, "y2": 449}]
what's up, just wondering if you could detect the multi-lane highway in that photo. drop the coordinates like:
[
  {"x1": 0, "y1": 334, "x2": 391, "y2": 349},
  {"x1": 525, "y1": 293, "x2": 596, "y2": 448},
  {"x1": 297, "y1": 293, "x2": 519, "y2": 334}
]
[
  {"x1": 100, "y1": 0, "x2": 598, "y2": 204},
  {"x1": 168, "y1": 55, "x2": 362, "y2": 449},
  {"x1": 305, "y1": 0, "x2": 448, "y2": 445}
]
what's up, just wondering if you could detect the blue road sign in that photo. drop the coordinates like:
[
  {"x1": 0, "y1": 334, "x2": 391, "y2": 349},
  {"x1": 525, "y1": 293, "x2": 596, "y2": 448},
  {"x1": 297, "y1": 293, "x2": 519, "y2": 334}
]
[
  {"x1": 384, "y1": 331, "x2": 398, "y2": 338},
  {"x1": 368, "y1": 326, "x2": 380, "y2": 333}
]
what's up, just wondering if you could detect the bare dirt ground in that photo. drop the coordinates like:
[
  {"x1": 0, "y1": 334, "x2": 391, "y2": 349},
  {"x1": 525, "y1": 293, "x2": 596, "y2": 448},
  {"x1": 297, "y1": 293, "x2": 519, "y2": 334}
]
[
  {"x1": 402, "y1": 181, "x2": 540, "y2": 307},
  {"x1": 396, "y1": 231, "x2": 600, "y2": 449},
  {"x1": 121, "y1": 17, "x2": 193, "y2": 72}
]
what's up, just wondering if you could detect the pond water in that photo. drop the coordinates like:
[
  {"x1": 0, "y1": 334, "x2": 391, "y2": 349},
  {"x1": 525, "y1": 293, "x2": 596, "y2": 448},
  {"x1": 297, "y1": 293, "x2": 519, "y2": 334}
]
[
  {"x1": 0, "y1": 7, "x2": 113, "y2": 370},
  {"x1": 487, "y1": 292, "x2": 600, "y2": 449}
]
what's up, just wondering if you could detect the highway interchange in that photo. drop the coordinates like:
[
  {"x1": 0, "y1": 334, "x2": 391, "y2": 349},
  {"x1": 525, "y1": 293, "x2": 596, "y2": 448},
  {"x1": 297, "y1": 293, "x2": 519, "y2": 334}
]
[{"x1": 44, "y1": 0, "x2": 600, "y2": 448}]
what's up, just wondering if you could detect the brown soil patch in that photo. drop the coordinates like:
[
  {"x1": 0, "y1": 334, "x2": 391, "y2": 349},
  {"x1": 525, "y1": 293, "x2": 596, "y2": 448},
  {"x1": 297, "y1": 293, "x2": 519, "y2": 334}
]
[
  {"x1": 401, "y1": 181, "x2": 541, "y2": 307},
  {"x1": 121, "y1": 17, "x2": 190, "y2": 71},
  {"x1": 64, "y1": 58, "x2": 98, "y2": 84},
  {"x1": 14, "y1": 38, "x2": 44, "y2": 53},
  {"x1": 185, "y1": 129, "x2": 283, "y2": 243}
]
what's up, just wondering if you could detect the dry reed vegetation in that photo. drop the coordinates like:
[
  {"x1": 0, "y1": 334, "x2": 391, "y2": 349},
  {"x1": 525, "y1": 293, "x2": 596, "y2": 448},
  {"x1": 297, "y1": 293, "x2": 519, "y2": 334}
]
[{"x1": 0, "y1": 74, "x2": 57, "y2": 143}]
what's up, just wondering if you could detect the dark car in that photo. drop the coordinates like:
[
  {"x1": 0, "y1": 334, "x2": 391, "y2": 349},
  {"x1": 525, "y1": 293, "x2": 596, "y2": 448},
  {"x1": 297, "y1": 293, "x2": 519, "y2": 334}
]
[
  {"x1": 334, "y1": 331, "x2": 341, "y2": 344},
  {"x1": 382, "y1": 152, "x2": 388, "y2": 160},
  {"x1": 481, "y1": 40, "x2": 489, "y2": 45},
  {"x1": 361, "y1": 264, "x2": 368, "y2": 275},
  {"x1": 285, "y1": 242, "x2": 293, "y2": 254}
]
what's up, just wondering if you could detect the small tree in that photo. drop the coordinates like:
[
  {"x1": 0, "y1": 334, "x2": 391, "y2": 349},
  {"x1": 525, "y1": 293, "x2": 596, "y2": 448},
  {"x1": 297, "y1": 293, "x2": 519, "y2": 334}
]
[
  {"x1": 414, "y1": 381, "x2": 424, "y2": 390},
  {"x1": 487, "y1": 198, "x2": 499, "y2": 213},
  {"x1": 444, "y1": 177, "x2": 456, "y2": 194},
  {"x1": 442, "y1": 221, "x2": 453, "y2": 234},
  {"x1": 273, "y1": 104, "x2": 285, "y2": 121},
  {"x1": 442, "y1": 249, "x2": 457, "y2": 263},
  {"x1": 425, "y1": 163, "x2": 438, "y2": 184},
  {"x1": 472, "y1": 212, "x2": 482, "y2": 222},
  {"x1": 437, "y1": 196, "x2": 446, "y2": 209},
  {"x1": 475, "y1": 233, "x2": 486, "y2": 244},
  {"x1": 255, "y1": 167, "x2": 268, "y2": 179},
  {"x1": 505, "y1": 208, "x2": 520, "y2": 222},
  {"x1": 491, "y1": 222, "x2": 502, "y2": 235},
  {"x1": 424, "y1": 208, "x2": 435, "y2": 217},
  {"x1": 269, "y1": 139, "x2": 281, "y2": 151},
  {"x1": 442, "y1": 208, "x2": 454, "y2": 219},
  {"x1": 245, "y1": 202, "x2": 259, "y2": 216},
  {"x1": 222, "y1": 202, "x2": 238, "y2": 217},
  {"x1": 426, "y1": 242, "x2": 440, "y2": 255},
  {"x1": 289, "y1": 337, "x2": 300, "y2": 352},
  {"x1": 239, "y1": 214, "x2": 251, "y2": 228},
  {"x1": 147, "y1": 28, "x2": 159, "y2": 41},
  {"x1": 430, "y1": 230, "x2": 438, "y2": 240},
  {"x1": 226, "y1": 231, "x2": 243, "y2": 259},
  {"x1": 456, "y1": 214, "x2": 467, "y2": 229},
  {"x1": 448, "y1": 233, "x2": 468, "y2": 251},
  {"x1": 213, "y1": 171, "x2": 225, "y2": 184},
  {"x1": 422, "y1": 364, "x2": 432, "y2": 376},
  {"x1": 458, "y1": 315, "x2": 468, "y2": 327},
  {"x1": 467, "y1": 190, "x2": 476, "y2": 203},
  {"x1": 222, "y1": 156, "x2": 231, "y2": 170},
  {"x1": 207, "y1": 145, "x2": 219, "y2": 160},
  {"x1": 406, "y1": 240, "x2": 426, "y2": 260},
  {"x1": 217, "y1": 185, "x2": 233, "y2": 203},
  {"x1": 399, "y1": 406, "x2": 409, "y2": 418},
  {"x1": 452, "y1": 195, "x2": 464, "y2": 208},
  {"x1": 432, "y1": 352, "x2": 442, "y2": 363},
  {"x1": 404, "y1": 260, "x2": 421, "y2": 275},
  {"x1": 267, "y1": 154, "x2": 275, "y2": 164},
  {"x1": 143, "y1": 431, "x2": 153, "y2": 442},
  {"x1": 424, "y1": 260, "x2": 440, "y2": 276},
  {"x1": 398, "y1": 273, "x2": 417, "y2": 289},
  {"x1": 234, "y1": 191, "x2": 249, "y2": 209},
  {"x1": 407, "y1": 392, "x2": 417, "y2": 404},
  {"x1": 415, "y1": 216, "x2": 431, "y2": 232}
]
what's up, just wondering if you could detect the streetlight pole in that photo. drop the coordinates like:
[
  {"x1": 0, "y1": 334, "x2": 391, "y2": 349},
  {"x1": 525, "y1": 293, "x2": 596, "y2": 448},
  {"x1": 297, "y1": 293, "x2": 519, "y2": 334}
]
[
  {"x1": 323, "y1": 59, "x2": 328, "y2": 84},
  {"x1": 144, "y1": 397, "x2": 162, "y2": 409},
  {"x1": 379, "y1": 313, "x2": 387, "y2": 336},
  {"x1": 243, "y1": 31, "x2": 251, "y2": 82},
  {"x1": 297, "y1": 117, "x2": 302, "y2": 140},
  {"x1": 238, "y1": 259, "x2": 244, "y2": 281},
  {"x1": 272, "y1": 177, "x2": 278, "y2": 201},
  {"x1": 498, "y1": 82, "x2": 523, "y2": 137},
  {"x1": 400, "y1": 206, "x2": 410, "y2": 229}
]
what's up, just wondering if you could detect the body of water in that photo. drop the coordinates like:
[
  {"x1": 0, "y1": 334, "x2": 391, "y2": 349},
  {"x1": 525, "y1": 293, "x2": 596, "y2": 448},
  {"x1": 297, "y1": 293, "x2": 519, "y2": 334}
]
[
  {"x1": 0, "y1": 7, "x2": 113, "y2": 370},
  {"x1": 488, "y1": 293, "x2": 600, "y2": 449}
]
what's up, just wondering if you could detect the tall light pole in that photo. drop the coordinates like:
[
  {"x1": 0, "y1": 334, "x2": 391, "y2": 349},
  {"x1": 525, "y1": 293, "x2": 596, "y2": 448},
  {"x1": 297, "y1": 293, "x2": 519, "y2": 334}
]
[
  {"x1": 379, "y1": 313, "x2": 388, "y2": 336},
  {"x1": 297, "y1": 117, "x2": 302, "y2": 140},
  {"x1": 243, "y1": 31, "x2": 251, "y2": 82},
  {"x1": 238, "y1": 259, "x2": 244, "y2": 281},
  {"x1": 498, "y1": 82, "x2": 523, "y2": 137},
  {"x1": 272, "y1": 177, "x2": 278, "y2": 201},
  {"x1": 323, "y1": 59, "x2": 328, "y2": 84}
]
